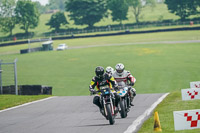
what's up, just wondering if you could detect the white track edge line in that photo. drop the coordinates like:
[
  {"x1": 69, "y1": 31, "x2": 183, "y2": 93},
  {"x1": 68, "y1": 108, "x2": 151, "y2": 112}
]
[
  {"x1": 124, "y1": 93, "x2": 170, "y2": 133},
  {"x1": 0, "y1": 96, "x2": 56, "y2": 113}
]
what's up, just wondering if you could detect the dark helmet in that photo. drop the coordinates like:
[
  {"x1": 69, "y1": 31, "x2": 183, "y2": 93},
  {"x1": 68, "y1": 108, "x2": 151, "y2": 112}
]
[{"x1": 95, "y1": 66, "x2": 104, "y2": 79}]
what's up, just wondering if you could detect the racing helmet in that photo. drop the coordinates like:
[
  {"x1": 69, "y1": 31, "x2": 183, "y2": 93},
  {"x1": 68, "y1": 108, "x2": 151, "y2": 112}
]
[
  {"x1": 95, "y1": 66, "x2": 104, "y2": 79},
  {"x1": 106, "y1": 66, "x2": 114, "y2": 75},
  {"x1": 115, "y1": 63, "x2": 124, "y2": 76}
]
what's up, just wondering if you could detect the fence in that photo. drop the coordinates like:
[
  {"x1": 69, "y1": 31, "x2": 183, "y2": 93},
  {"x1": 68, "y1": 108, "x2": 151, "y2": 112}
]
[
  {"x1": 0, "y1": 20, "x2": 200, "y2": 43},
  {"x1": 0, "y1": 59, "x2": 18, "y2": 95}
]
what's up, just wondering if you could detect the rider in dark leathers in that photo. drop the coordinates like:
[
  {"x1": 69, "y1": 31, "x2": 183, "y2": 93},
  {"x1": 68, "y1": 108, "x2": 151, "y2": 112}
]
[{"x1": 89, "y1": 66, "x2": 120, "y2": 113}]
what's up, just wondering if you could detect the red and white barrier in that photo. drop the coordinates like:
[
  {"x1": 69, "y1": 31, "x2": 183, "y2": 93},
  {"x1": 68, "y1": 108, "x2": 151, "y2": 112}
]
[
  {"x1": 173, "y1": 109, "x2": 200, "y2": 131},
  {"x1": 190, "y1": 81, "x2": 200, "y2": 88},
  {"x1": 181, "y1": 88, "x2": 200, "y2": 101}
]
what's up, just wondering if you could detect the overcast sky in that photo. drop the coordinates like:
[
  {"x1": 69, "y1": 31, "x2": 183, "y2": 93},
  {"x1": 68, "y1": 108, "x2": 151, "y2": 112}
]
[{"x1": 32, "y1": 0, "x2": 49, "y2": 6}]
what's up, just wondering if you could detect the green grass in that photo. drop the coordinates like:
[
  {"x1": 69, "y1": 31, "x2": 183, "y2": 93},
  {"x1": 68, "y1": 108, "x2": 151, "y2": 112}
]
[
  {"x1": 0, "y1": 95, "x2": 51, "y2": 110},
  {"x1": 138, "y1": 91, "x2": 200, "y2": 133},
  {"x1": 1, "y1": 30, "x2": 200, "y2": 54},
  {"x1": 0, "y1": 30, "x2": 200, "y2": 132},
  {"x1": 0, "y1": 3, "x2": 199, "y2": 132},
  {"x1": 0, "y1": 31, "x2": 200, "y2": 96}
]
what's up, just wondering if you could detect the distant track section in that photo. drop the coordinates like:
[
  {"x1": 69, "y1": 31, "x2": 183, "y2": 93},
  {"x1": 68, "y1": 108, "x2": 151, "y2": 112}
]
[
  {"x1": 68, "y1": 40, "x2": 200, "y2": 50},
  {"x1": 0, "y1": 26, "x2": 200, "y2": 47}
]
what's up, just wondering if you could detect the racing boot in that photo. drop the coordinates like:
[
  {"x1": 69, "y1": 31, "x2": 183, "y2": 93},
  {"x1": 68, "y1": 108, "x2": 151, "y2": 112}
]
[
  {"x1": 100, "y1": 108, "x2": 108, "y2": 119},
  {"x1": 130, "y1": 88, "x2": 136, "y2": 106},
  {"x1": 130, "y1": 97, "x2": 134, "y2": 106},
  {"x1": 115, "y1": 106, "x2": 119, "y2": 114},
  {"x1": 99, "y1": 108, "x2": 104, "y2": 115}
]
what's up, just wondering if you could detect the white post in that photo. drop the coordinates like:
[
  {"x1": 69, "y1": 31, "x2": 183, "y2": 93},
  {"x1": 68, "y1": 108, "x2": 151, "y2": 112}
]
[
  {"x1": 0, "y1": 60, "x2": 2, "y2": 94},
  {"x1": 28, "y1": 39, "x2": 31, "y2": 52},
  {"x1": 14, "y1": 59, "x2": 18, "y2": 95}
]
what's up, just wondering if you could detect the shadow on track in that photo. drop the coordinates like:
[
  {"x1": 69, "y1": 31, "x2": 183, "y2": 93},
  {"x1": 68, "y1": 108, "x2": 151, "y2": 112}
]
[{"x1": 76, "y1": 123, "x2": 109, "y2": 127}]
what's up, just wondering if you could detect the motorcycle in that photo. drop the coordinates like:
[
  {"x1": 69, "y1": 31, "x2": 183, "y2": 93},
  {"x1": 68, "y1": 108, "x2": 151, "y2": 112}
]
[
  {"x1": 94, "y1": 87, "x2": 116, "y2": 125},
  {"x1": 117, "y1": 82, "x2": 131, "y2": 118}
]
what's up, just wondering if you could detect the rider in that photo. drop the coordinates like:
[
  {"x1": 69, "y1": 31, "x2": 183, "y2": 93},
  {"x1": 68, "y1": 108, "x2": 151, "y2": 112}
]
[
  {"x1": 89, "y1": 66, "x2": 120, "y2": 113},
  {"x1": 106, "y1": 66, "x2": 114, "y2": 76},
  {"x1": 112, "y1": 63, "x2": 136, "y2": 106}
]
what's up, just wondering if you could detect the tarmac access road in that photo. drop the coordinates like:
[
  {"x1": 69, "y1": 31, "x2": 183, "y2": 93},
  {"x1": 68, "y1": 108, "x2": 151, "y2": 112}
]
[{"x1": 0, "y1": 93, "x2": 167, "y2": 133}]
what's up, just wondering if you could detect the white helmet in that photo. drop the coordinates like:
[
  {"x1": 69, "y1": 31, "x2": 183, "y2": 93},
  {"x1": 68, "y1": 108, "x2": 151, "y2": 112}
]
[
  {"x1": 115, "y1": 63, "x2": 124, "y2": 76},
  {"x1": 106, "y1": 66, "x2": 114, "y2": 75}
]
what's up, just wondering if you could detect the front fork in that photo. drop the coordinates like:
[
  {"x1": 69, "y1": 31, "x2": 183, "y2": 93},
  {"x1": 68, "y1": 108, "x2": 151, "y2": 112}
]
[{"x1": 103, "y1": 96, "x2": 114, "y2": 116}]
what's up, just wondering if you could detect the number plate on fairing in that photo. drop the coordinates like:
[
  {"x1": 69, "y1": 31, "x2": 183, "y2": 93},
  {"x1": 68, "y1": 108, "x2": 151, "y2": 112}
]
[{"x1": 117, "y1": 87, "x2": 128, "y2": 96}]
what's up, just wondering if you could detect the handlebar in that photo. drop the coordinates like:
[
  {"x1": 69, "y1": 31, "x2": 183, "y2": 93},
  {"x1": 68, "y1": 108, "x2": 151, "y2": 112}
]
[{"x1": 90, "y1": 88, "x2": 115, "y2": 95}]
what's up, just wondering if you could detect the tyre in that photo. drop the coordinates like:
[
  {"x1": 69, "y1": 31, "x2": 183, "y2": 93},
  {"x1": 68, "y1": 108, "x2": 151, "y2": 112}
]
[
  {"x1": 125, "y1": 97, "x2": 130, "y2": 112},
  {"x1": 106, "y1": 104, "x2": 115, "y2": 125},
  {"x1": 127, "y1": 96, "x2": 130, "y2": 108},
  {"x1": 120, "y1": 99, "x2": 127, "y2": 118}
]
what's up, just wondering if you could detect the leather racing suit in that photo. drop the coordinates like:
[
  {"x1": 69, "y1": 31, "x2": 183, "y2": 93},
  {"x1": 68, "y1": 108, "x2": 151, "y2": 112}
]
[
  {"x1": 112, "y1": 70, "x2": 136, "y2": 104},
  {"x1": 89, "y1": 73, "x2": 120, "y2": 110}
]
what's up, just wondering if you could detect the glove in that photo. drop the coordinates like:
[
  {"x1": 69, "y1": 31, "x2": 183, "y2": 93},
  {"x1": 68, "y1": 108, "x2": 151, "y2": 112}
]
[
  {"x1": 90, "y1": 89, "x2": 96, "y2": 94},
  {"x1": 128, "y1": 86, "x2": 132, "y2": 91},
  {"x1": 130, "y1": 82, "x2": 134, "y2": 86},
  {"x1": 114, "y1": 86, "x2": 119, "y2": 91}
]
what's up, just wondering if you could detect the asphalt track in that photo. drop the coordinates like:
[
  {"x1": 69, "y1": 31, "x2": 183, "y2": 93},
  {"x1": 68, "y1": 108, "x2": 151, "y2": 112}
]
[
  {"x1": 0, "y1": 94, "x2": 167, "y2": 133},
  {"x1": 68, "y1": 40, "x2": 200, "y2": 50},
  {"x1": 0, "y1": 40, "x2": 200, "y2": 55}
]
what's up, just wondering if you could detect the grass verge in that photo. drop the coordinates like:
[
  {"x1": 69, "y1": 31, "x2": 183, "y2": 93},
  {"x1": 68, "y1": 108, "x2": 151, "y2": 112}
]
[
  {"x1": 138, "y1": 91, "x2": 200, "y2": 133},
  {"x1": 0, "y1": 95, "x2": 51, "y2": 110}
]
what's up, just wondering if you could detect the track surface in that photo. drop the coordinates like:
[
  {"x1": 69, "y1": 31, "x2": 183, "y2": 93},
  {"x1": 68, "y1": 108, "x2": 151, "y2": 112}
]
[{"x1": 0, "y1": 94, "x2": 165, "y2": 133}]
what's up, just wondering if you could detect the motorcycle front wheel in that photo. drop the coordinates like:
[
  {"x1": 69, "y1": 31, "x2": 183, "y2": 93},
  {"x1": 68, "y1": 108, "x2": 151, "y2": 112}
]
[
  {"x1": 105, "y1": 104, "x2": 115, "y2": 125},
  {"x1": 120, "y1": 99, "x2": 127, "y2": 118}
]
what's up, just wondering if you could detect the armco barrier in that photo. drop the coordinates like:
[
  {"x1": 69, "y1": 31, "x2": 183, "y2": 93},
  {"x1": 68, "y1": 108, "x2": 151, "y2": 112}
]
[{"x1": 20, "y1": 47, "x2": 42, "y2": 54}]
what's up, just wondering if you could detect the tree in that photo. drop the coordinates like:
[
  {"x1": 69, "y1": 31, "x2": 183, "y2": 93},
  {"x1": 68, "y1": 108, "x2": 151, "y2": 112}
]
[
  {"x1": 65, "y1": 0, "x2": 107, "y2": 28},
  {"x1": 47, "y1": 0, "x2": 67, "y2": 11},
  {"x1": 108, "y1": 0, "x2": 129, "y2": 24},
  {"x1": 126, "y1": 0, "x2": 155, "y2": 24},
  {"x1": 15, "y1": 0, "x2": 40, "y2": 34},
  {"x1": 35, "y1": 1, "x2": 47, "y2": 14},
  {"x1": 0, "y1": 0, "x2": 16, "y2": 36},
  {"x1": 165, "y1": 0, "x2": 200, "y2": 20},
  {"x1": 46, "y1": 12, "x2": 68, "y2": 31}
]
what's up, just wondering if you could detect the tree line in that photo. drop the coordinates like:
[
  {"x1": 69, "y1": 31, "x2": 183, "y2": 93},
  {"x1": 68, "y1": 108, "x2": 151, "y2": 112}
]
[{"x1": 0, "y1": 0, "x2": 200, "y2": 36}]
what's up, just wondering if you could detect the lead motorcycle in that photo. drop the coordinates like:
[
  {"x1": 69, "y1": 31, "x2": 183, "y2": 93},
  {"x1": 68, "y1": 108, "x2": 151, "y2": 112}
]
[
  {"x1": 93, "y1": 87, "x2": 117, "y2": 125},
  {"x1": 117, "y1": 81, "x2": 131, "y2": 118}
]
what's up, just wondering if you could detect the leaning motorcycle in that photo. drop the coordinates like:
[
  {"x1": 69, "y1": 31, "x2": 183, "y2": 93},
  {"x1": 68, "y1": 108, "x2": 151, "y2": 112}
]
[
  {"x1": 94, "y1": 87, "x2": 116, "y2": 125},
  {"x1": 117, "y1": 82, "x2": 131, "y2": 118}
]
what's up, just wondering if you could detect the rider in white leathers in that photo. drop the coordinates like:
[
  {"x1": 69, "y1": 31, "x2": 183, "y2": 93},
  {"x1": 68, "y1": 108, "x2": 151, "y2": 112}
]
[
  {"x1": 112, "y1": 63, "x2": 136, "y2": 106},
  {"x1": 106, "y1": 66, "x2": 114, "y2": 76}
]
